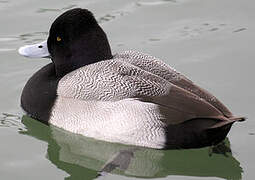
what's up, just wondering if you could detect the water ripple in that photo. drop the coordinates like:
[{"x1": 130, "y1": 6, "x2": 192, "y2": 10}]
[
  {"x1": 98, "y1": 11, "x2": 128, "y2": 24},
  {"x1": 233, "y1": 28, "x2": 247, "y2": 33},
  {"x1": 0, "y1": 37, "x2": 18, "y2": 42},
  {"x1": 19, "y1": 32, "x2": 48, "y2": 43},
  {"x1": 0, "y1": 113, "x2": 25, "y2": 130},
  {"x1": 36, "y1": 4, "x2": 77, "y2": 13},
  {"x1": 148, "y1": 19, "x2": 248, "y2": 44},
  {"x1": 136, "y1": 0, "x2": 177, "y2": 6},
  {"x1": 0, "y1": 48, "x2": 15, "y2": 52}
]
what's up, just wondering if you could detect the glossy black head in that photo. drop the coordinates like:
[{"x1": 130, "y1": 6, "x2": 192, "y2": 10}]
[{"x1": 47, "y1": 8, "x2": 112, "y2": 77}]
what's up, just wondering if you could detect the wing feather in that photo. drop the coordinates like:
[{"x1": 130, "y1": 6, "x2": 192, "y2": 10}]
[
  {"x1": 58, "y1": 56, "x2": 226, "y2": 124},
  {"x1": 116, "y1": 51, "x2": 232, "y2": 117}
]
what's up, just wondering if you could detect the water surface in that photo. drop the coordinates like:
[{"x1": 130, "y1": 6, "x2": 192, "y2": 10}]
[{"x1": 0, "y1": 0, "x2": 254, "y2": 179}]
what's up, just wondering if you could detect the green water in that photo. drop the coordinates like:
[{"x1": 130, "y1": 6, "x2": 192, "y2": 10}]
[{"x1": 0, "y1": 0, "x2": 254, "y2": 179}]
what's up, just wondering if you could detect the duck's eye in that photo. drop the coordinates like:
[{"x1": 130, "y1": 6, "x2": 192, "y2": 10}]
[{"x1": 56, "y1": 36, "x2": 62, "y2": 42}]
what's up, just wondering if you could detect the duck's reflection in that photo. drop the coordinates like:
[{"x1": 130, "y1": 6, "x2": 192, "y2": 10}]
[{"x1": 20, "y1": 116, "x2": 242, "y2": 180}]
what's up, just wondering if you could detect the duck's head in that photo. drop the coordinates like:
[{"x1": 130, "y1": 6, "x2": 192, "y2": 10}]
[{"x1": 19, "y1": 8, "x2": 112, "y2": 77}]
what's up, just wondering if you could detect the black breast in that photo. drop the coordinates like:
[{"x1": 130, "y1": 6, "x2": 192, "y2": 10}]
[{"x1": 21, "y1": 63, "x2": 59, "y2": 124}]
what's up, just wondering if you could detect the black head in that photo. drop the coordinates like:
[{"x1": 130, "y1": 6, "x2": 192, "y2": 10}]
[{"x1": 47, "y1": 8, "x2": 112, "y2": 77}]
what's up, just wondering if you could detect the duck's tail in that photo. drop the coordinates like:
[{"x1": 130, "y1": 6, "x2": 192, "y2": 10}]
[
  {"x1": 165, "y1": 116, "x2": 246, "y2": 149},
  {"x1": 205, "y1": 116, "x2": 246, "y2": 146},
  {"x1": 229, "y1": 116, "x2": 246, "y2": 121},
  {"x1": 210, "y1": 116, "x2": 246, "y2": 129}
]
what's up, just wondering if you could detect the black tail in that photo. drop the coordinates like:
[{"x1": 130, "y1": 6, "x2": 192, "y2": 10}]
[
  {"x1": 165, "y1": 118, "x2": 241, "y2": 149},
  {"x1": 205, "y1": 122, "x2": 233, "y2": 146}
]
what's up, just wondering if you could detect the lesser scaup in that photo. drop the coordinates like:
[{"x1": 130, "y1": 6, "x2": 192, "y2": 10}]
[{"x1": 18, "y1": 8, "x2": 244, "y2": 149}]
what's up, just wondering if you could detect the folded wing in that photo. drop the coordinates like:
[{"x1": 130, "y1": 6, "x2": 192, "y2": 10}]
[
  {"x1": 116, "y1": 51, "x2": 233, "y2": 118},
  {"x1": 58, "y1": 58, "x2": 227, "y2": 125}
]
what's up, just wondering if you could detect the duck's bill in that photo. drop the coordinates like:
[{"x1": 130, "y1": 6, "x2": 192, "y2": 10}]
[{"x1": 18, "y1": 40, "x2": 51, "y2": 58}]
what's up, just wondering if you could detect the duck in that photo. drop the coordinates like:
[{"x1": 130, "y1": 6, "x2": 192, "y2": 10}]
[{"x1": 18, "y1": 8, "x2": 244, "y2": 149}]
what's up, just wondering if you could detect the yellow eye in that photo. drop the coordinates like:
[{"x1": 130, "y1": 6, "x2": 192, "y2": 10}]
[{"x1": 56, "y1": 36, "x2": 62, "y2": 42}]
